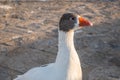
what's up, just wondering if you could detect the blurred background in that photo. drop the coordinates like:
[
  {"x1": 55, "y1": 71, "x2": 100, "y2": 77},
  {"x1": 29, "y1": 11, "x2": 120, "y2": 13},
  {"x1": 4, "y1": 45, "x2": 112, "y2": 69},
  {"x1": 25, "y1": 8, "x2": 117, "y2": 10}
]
[{"x1": 0, "y1": 0, "x2": 120, "y2": 80}]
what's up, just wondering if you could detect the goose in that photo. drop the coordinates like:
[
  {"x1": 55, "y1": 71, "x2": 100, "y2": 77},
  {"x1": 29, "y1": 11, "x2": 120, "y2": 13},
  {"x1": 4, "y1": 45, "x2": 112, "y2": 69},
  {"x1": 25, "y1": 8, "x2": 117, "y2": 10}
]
[{"x1": 14, "y1": 13, "x2": 93, "y2": 80}]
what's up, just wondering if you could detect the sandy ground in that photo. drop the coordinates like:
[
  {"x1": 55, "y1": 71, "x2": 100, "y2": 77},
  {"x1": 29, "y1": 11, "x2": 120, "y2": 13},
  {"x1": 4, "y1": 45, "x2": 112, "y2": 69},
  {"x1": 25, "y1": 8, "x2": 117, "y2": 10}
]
[{"x1": 0, "y1": 1, "x2": 120, "y2": 80}]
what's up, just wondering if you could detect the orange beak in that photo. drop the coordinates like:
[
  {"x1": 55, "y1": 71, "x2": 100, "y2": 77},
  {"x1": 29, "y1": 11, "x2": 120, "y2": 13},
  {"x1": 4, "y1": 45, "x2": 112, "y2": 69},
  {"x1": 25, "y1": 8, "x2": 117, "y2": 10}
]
[{"x1": 79, "y1": 16, "x2": 93, "y2": 27}]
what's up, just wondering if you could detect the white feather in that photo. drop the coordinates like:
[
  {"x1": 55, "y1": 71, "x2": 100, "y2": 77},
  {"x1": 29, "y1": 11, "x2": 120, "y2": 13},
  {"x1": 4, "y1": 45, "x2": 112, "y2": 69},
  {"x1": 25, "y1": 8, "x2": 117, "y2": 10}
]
[{"x1": 14, "y1": 27, "x2": 82, "y2": 80}]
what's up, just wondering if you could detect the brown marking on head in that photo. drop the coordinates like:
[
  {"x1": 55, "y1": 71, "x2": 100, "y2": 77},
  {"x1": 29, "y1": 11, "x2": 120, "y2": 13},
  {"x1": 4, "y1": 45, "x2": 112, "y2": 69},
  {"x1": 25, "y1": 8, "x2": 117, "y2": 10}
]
[{"x1": 59, "y1": 13, "x2": 77, "y2": 32}]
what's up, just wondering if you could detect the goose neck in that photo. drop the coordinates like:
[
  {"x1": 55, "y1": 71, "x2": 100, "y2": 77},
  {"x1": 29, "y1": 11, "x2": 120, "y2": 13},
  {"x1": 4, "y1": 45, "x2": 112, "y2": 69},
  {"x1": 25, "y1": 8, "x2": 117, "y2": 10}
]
[{"x1": 55, "y1": 30, "x2": 76, "y2": 65}]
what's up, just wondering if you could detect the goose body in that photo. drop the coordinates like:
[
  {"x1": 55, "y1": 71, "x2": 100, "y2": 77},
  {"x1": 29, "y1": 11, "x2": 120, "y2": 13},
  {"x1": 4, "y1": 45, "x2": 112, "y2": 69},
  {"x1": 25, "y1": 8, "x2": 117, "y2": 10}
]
[{"x1": 14, "y1": 13, "x2": 92, "y2": 80}]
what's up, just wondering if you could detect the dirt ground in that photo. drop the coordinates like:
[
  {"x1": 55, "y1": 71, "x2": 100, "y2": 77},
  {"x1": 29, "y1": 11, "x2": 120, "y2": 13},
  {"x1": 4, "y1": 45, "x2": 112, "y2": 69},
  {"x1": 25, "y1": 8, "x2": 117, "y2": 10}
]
[{"x1": 0, "y1": 1, "x2": 120, "y2": 80}]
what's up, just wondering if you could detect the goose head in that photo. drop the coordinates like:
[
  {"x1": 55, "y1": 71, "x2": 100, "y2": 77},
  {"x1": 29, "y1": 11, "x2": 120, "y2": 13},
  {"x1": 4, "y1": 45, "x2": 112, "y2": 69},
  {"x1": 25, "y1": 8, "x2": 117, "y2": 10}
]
[{"x1": 59, "y1": 13, "x2": 93, "y2": 32}]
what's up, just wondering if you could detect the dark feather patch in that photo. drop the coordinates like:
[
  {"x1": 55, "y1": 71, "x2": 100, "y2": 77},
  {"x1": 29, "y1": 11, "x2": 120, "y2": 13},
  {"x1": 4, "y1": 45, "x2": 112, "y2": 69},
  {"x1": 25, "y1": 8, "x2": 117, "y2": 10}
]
[{"x1": 59, "y1": 13, "x2": 77, "y2": 32}]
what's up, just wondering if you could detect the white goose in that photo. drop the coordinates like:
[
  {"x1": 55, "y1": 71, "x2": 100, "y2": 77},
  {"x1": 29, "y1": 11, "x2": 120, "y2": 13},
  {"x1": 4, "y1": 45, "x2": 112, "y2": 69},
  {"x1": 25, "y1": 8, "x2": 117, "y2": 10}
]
[{"x1": 14, "y1": 13, "x2": 92, "y2": 80}]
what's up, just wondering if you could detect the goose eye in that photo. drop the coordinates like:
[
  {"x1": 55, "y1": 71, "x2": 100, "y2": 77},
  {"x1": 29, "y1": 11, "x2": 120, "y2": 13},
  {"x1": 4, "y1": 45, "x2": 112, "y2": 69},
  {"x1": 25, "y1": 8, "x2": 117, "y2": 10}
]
[{"x1": 70, "y1": 17, "x2": 75, "y2": 21}]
